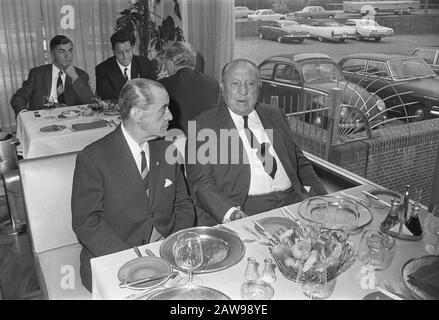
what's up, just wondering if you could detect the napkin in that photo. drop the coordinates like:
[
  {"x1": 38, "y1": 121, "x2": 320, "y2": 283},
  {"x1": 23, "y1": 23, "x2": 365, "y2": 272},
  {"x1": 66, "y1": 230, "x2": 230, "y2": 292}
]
[
  {"x1": 407, "y1": 259, "x2": 439, "y2": 299},
  {"x1": 72, "y1": 120, "x2": 107, "y2": 131}
]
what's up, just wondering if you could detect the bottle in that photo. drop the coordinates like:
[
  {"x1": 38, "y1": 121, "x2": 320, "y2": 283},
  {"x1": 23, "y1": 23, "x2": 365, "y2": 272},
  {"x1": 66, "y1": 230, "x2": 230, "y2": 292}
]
[
  {"x1": 401, "y1": 185, "x2": 410, "y2": 222},
  {"x1": 380, "y1": 198, "x2": 400, "y2": 232},
  {"x1": 406, "y1": 202, "x2": 423, "y2": 236},
  {"x1": 260, "y1": 258, "x2": 276, "y2": 283},
  {"x1": 244, "y1": 257, "x2": 259, "y2": 281}
]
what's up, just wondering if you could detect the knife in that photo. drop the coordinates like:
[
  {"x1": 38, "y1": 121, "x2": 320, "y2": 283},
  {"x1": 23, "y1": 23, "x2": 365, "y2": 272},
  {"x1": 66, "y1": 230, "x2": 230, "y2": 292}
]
[{"x1": 119, "y1": 271, "x2": 178, "y2": 288}]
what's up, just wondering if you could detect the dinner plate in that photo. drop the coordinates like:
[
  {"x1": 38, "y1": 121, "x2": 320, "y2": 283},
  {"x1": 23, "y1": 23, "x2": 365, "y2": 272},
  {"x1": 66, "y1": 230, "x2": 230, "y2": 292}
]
[
  {"x1": 118, "y1": 257, "x2": 172, "y2": 290},
  {"x1": 254, "y1": 216, "x2": 296, "y2": 236},
  {"x1": 148, "y1": 285, "x2": 231, "y2": 300},
  {"x1": 401, "y1": 255, "x2": 439, "y2": 300},
  {"x1": 297, "y1": 195, "x2": 373, "y2": 233},
  {"x1": 58, "y1": 110, "x2": 81, "y2": 119},
  {"x1": 40, "y1": 125, "x2": 66, "y2": 132},
  {"x1": 365, "y1": 189, "x2": 402, "y2": 209},
  {"x1": 159, "y1": 226, "x2": 245, "y2": 274}
]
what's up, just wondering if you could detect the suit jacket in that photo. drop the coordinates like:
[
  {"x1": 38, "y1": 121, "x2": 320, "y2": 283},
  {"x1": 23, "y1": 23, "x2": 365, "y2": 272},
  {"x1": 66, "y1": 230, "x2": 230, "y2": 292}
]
[
  {"x1": 10, "y1": 64, "x2": 93, "y2": 116},
  {"x1": 159, "y1": 67, "x2": 220, "y2": 133},
  {"x1": 71, "y1": 125, "x2": 195, "y2": 291},
  {"x1": 185, "y1": 102, "x2": 327, "y2": 225},
  {"x1": 95, "y1": 55, "x2": 157, "y2": 101}
]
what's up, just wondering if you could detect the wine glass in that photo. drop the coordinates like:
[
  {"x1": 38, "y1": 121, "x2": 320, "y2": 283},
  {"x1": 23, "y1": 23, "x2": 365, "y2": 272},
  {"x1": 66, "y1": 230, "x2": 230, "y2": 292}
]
[
  {"x1": 90, "y1": 96, "x2": 104, "y2": 120},
  {"x1": 172, "y1": 231, "x2": 203, "y2": 285},
  {"x1": 43, "y1": 95, "x2": 56, "y2": 119},
  {"x1": 301, "y1": 255, "x2": 336, "y2": 299},
  {"x1": 333, "y1": 198, "x2": 359, "y2": 242}
]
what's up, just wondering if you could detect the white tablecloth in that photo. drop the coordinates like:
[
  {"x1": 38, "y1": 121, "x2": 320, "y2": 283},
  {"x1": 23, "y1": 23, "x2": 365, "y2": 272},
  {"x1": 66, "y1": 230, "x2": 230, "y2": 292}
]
[
  {"x1": 16, "y1": 105, "x2": 121, "y2": 159},
  {"x1": 90, "y1": 185, "x2": 434, "y2": 300}
]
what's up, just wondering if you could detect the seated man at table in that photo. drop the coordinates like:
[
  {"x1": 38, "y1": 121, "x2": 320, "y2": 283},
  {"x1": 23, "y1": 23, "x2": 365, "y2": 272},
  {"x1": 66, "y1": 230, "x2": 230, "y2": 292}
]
[
  {"x1": 10, "y1": 35, "x2": 94, "y2": 116},
  {"x1": 95, "y1": 30, "x2": 156, "y2": 101},
  {"x1": 71, "y1": 78, "x2": 196, "y2": 291},
  {"x1": 185, "y1": 59, "x2": 327, "y2": 226}
]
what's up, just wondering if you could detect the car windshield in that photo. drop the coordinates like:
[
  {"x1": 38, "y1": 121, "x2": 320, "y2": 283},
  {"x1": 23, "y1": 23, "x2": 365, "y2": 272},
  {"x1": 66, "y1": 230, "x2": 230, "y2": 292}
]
[
  {"x1": 302, "y1": 62, "x2": 344, "y2": 82},
  {"x1": 388, "y1": 58, "x2": 436, "y2": 79},
  {"x1": 280, "y1": 21, "x2": 299, "y2": 28}
]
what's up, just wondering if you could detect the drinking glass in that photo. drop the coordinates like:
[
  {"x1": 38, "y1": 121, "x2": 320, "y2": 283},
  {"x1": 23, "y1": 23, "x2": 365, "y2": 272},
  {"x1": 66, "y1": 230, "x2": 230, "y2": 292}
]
[
  {"x1": 333, "y1": 198, "x2": 359, "y2": 241},
  {"x1": 172, "y1": 231, "x2": 203, "y2": 285},
  {"x1": 43, "y1": 95, "x2": 56, "y2": 119},
  {"x1": 90, "y1": 96, "x2": 104, "y2": 120},
  {"x1": 301, "y1": 259, "x2": 336, "y2": 299}
]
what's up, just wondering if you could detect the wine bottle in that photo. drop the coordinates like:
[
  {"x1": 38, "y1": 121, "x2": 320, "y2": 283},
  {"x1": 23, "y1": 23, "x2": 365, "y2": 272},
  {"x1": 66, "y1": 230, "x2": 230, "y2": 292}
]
[
  {"x1": 380, "y1": 198, "x2": 400, "y2": 232},
  {"x1": 401, "y1": 185, "x2": 410, "y2": 222}
]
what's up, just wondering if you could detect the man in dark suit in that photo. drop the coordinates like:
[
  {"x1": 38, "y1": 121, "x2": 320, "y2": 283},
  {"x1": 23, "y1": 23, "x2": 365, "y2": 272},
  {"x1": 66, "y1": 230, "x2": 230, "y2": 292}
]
[
  {"x1": 10, "y1": 35, "x2": 94, "y2": 116},
  {"x1": 186, "y1": 59, "x2": 327, "y2": 225},
  {"x1": 95, "y1": 30, "x2": 156, "y2": 101},
  {"x1": 71, "y1": 79, "x2": 195, "y2": 291},
  {"x1": 159, "y1": 41, "x2": 220, "y2": 134}
]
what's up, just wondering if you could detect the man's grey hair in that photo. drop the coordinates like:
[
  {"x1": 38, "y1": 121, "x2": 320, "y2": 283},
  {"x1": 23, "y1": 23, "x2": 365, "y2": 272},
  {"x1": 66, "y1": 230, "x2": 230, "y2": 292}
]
[
  {"x1": 221, "y1": 58, "x2": 260, "y2": 83},
  {"x1": 163, "y1": 41, "x2": 197, "y2": 70},
  {"x1": 118, "y1": 78, "x2": 166, "y2": 120}
]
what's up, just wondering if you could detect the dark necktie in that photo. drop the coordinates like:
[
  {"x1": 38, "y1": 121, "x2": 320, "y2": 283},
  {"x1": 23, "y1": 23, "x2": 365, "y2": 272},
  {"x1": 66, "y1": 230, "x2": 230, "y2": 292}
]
[
  {"x1": 123, "y1": 67, "x2": 128, "y2": 80},
  {"x1": 243, "y1": 115, "x2": 277, "y2": 179},
  {"x1": 57, "y1": 71, "x2": 65, "y2": 104},
  {"x1": 140, "y1": 150, "x2": 150, "y2": 196}
]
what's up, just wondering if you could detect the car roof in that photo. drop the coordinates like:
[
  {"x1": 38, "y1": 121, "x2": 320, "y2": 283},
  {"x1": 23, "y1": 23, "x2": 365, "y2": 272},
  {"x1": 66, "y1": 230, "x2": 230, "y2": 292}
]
[
  {"x1": 264, "y1": 53, "x2": 333, "y2": 63},
  {"x1": 340, "y1": 53, "x2": 413, "y2": 61}
]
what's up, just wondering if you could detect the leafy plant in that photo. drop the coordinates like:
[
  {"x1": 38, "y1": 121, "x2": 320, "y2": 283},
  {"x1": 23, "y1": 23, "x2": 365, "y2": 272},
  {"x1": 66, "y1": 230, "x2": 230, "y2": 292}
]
[{"x1": 115, "y1": 0, "x2": 184, "y2": 63}]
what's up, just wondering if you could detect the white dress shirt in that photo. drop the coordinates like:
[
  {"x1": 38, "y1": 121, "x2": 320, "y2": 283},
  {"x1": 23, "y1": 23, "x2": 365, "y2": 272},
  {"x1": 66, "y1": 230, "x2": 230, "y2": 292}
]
[
  {"x1": 121, "y1": 123, "x2": 149, "y2": 174},
  {"x1": 50, "y1": 64, "x2": 66, "y2": 103},
  {"x1": 116, "y1": 60, "x2": 132, "y2": 80},
  {"x1": 223, "y1": 108, "x2": 292, "y2": 221}
]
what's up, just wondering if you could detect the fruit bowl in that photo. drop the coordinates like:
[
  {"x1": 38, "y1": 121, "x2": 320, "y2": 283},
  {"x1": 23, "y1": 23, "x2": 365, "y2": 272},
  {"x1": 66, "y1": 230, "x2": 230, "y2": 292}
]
[{"x1": 268, "y1": 221, "x2": 356, "y2": 282}]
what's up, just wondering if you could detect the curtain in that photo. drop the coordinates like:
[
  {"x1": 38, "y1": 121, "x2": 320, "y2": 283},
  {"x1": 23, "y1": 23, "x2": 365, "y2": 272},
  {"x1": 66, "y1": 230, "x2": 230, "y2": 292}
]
[
  {"x1": 0, "y1": 0, "x2": 44, "y2": 132},
  {"x1": 182, "y1": 0, "x2": 234, "y2": 81},
  {"x1": 0, "y1": 0, "x2": 127, "y2": 132}
]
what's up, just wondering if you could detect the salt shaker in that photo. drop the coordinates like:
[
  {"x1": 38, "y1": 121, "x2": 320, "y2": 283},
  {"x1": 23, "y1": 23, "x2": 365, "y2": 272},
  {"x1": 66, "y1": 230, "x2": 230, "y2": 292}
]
[
  {"x1": 260, "y1": 258, "x2": 276, "y2": 283},
  {"x1": 244, "y1": 257, "x2": 260, "y2": 281}
]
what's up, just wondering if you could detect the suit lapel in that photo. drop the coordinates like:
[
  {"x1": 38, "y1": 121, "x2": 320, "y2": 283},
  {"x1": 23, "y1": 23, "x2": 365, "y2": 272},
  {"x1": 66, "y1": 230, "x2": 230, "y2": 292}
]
[
  {"x1": 256, "y1": 104, "x2": 295, "y2": 177},
  {"x1": 110, "y1": 57, "x2": 126, "y2": 86},
  {"x1": 64, "y1": 73, "x2": 73, "y2": 104},
  {"x1": 147, "y1": 139, "x2": 162, "y2": 208},
  {"x1": 131, "y1": 57, "x2": 139, "y2": 79},
  {"x1": 44, "y1": 65, "x2": 52, "y2": 96},
  {"x1": 113, "y1": 126, "x2": 149, "y2": 201}
]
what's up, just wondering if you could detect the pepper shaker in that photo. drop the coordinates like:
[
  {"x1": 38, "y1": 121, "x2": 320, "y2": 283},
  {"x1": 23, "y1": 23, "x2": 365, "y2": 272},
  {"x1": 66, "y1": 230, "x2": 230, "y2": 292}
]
[
  {"x1": 260, "y1": 258, "x2": 276, "y2": 283},
  {"x1": 244, "y1": 257, "x2": 260, "y2": 281}
]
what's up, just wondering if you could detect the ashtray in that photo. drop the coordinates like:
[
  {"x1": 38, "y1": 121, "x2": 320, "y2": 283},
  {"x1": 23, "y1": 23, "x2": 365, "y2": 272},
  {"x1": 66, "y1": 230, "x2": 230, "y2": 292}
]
[{"x1": 241, "y1": 280, "x2": 274, "y2": 300}]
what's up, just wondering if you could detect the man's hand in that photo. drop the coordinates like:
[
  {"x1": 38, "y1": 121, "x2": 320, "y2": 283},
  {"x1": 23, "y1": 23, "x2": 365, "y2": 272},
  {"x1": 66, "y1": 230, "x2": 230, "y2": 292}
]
[
  {"x1": 230, "y1": 209, "x2": 247, "y2": 221},
  {"x1": 64, "y1": 65, "x2": 79, "y2": 82}
]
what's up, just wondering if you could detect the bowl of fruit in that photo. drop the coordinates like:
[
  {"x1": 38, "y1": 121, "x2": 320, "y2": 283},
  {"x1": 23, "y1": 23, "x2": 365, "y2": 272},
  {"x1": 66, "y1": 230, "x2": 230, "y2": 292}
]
[{"x1": 268, "y1": 221, "x2": 356, "y2": 282}]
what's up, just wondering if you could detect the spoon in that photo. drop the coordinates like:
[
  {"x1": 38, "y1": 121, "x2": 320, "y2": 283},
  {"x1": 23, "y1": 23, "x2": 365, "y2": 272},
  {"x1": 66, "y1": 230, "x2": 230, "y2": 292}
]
[{"x1": 133, "y1": 246, "x2": 142, "y2": 258}]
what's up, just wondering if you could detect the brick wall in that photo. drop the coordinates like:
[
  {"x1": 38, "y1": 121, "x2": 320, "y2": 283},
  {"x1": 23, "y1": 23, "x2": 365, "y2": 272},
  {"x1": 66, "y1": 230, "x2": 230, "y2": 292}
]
[{"x1": 329, "y1": 119, "x2": 439, "y2": 206}]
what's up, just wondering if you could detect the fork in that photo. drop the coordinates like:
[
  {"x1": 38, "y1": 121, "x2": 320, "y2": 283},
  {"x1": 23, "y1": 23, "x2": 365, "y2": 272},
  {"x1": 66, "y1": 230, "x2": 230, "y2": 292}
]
[
  {"x1": 242, "y1": 225, "x2": 262, "y2": 240},
  {"x1": 383, "y1": 279, "x2": 396, "y2": 292},
  {"x1": 399, "y1": 282, "x2": 415, "y2": 300},
  {"x1": 215, "y1": 224, "x2": 257, "y2": 243}
]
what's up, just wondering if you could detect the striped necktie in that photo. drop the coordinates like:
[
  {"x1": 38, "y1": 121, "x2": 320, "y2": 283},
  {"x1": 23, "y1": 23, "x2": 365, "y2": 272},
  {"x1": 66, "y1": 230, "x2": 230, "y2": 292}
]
[
  {"x1": 140, "y1": 150, "x2": 150, "y2": 198},
  {"x1": 57, "y1": 71, "x2": 65, "y2": 104},
  {"x1": 243, "y1": 115, "x2": 277, "y2": 179},
  {"x1": 123, "y1": 67, "x2": 128, "y2": 80}
]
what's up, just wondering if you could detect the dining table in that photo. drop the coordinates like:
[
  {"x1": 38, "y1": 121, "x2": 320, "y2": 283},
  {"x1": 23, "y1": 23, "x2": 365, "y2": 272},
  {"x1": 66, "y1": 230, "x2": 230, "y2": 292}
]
[
  {"x1": 90, "y1": 184, "x2": 438, "y2": 300},
  {"x1": 16, "y1": 105, "x2": 121, "y2": 159}
]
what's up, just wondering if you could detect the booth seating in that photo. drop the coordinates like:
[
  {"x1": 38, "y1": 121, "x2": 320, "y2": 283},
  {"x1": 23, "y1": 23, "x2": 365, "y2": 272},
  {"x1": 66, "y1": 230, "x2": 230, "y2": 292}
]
[{"x1": 19, "y1": 152, "x2": 91, "y2": 299}]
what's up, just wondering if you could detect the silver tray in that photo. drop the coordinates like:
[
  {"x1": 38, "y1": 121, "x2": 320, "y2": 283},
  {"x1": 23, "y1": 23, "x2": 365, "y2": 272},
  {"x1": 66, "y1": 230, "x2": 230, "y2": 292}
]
[
  {"x1": 159, "y1": 226, "x2": 245, "y2": 274},
  {"x1": 148, "y1": 285, "x2": 231, "y2": 300},
  {"x1": 401, "y1": 255, "x2": 439, "y2": 300},
  {"x1": 297, "y1": 195, "x2": 373, "y2": 234}
]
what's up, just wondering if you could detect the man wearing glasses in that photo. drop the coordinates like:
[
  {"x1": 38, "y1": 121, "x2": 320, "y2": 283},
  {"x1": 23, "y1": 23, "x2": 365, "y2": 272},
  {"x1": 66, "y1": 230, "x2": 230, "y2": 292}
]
[{"x1": 10, "y1": 35, "x2": 94, "y2": 116}]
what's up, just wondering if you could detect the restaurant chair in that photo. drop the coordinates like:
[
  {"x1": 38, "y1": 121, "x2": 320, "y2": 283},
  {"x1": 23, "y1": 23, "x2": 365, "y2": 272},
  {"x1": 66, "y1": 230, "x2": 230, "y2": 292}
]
[{"x1": 19, "y1": 152, "x2": 91, "y2": 300}]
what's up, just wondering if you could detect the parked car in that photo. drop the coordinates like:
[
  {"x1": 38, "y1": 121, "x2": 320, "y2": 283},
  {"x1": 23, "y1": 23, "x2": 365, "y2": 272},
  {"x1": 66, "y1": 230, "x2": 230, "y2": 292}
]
[
  {"x1": 271, "y1": 2, "x2": 290, "y2": 14},
  {"x1": 343, "y1": 19, "x2": 394, "y2": 41},
  {"x1": 235, "y1": 6, "x2": 255, "y2": 19},
  {"x1": 411, "y1": 46, "x2": 439, "y2": 75},
  {"x1": 258, "y1": 20, "x2": 310, "y2": 43},
  {"x1": 292, "y1": 6, "x2": 337, "y2": 19},
  {"x1": 258, "y1": 53, "x2": 386, "y2": 127},
  {"x1": 300, "y1": 20, "x2": 356, "y2": 42},
  {"x1": 248, "y1": 9, "x2": 286, "y2": 21},
  {"x1": 339, "y1": 53, "x2": 439, "y2": 121}
]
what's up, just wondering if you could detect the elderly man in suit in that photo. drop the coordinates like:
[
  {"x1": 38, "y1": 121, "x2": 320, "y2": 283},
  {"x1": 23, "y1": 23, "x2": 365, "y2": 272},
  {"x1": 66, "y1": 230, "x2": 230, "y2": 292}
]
[
  {"x1": 10, "y1": 35, "x2": 94, "y2": 116},
  {"x1": 186, "y1": 59, "x2": 327, "y2": 226},
  {"x1": 95, "y1": 30, "x2": 156, "y2": 101},
  {"x1": 159, "y1": 41, "x2": 220, "y2": 134},
  {"x1": 72, "y1": 78, "x2": 196, "y2": 291}
]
